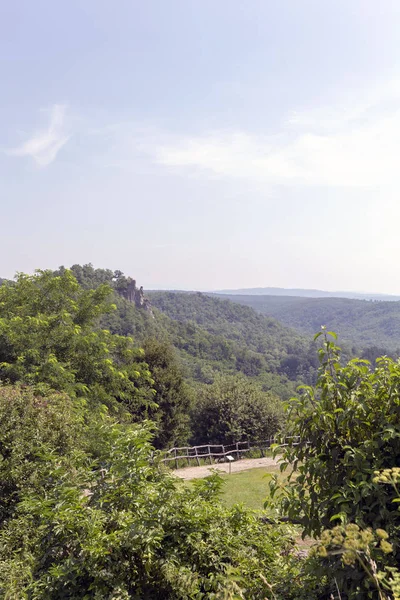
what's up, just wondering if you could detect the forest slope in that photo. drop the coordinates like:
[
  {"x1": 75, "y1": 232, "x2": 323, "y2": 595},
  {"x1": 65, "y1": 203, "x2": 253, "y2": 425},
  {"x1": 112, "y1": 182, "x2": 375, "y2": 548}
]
[
  {"x1": 147, "y1": 290, "x2": 319, "y2": 394},
  {"x1": 1, "y1": 265, "x2": 321, "y2": 398},
  {"x1": 212, "y1": 293, "x2": 400, "y2": 352},
  {"x1": 54, "y1": 265, "x2": 320, "y2": 397}
]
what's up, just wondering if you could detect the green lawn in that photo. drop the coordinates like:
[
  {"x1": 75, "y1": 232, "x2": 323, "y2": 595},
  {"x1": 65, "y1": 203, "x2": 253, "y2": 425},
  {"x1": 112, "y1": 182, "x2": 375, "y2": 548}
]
[
  {"x1": 207, "y1": 466, "x2": 313, "y2": 550},
  {"x1": 219, "y1": 465, "x2": 288, "y2": 510},
  {"x1": 185, "y1": 465, "x2": 289, "y2": 511}
]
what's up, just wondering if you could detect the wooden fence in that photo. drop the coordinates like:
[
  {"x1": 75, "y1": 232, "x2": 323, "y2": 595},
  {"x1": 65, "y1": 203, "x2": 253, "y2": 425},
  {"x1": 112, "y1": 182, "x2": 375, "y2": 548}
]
[{"x1": 160, "y1": 437, "x2": 301, "y2": 469}]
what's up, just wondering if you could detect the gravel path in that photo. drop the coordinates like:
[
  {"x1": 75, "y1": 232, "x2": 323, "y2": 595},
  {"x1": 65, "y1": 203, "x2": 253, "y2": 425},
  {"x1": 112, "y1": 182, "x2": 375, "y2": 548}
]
[{"x1": 172, "y1": 456, "x2": 280, "y2": 480}]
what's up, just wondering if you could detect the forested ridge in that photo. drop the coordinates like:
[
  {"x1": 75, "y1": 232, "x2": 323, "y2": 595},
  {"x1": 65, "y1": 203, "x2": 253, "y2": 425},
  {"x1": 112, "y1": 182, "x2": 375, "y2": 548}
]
[
  {"x1": 147, "y1": 291, "x2": 320, "y2": 392},
  {"x1": 212, "y1": 293, "x2": 400, "y2": 353},
  {"x1": 58, "y1": 264, "x2": 322, "y2": 398},
  {"x1": 0, "y1": 266, "x2": 400, "y2": 598}
]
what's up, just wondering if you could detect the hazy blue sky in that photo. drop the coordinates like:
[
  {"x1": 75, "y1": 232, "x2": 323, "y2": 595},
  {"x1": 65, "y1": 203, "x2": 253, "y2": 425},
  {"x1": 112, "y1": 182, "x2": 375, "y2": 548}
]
[{"x1": 2, "y1": 1, "x2": 400, "y2": 292}]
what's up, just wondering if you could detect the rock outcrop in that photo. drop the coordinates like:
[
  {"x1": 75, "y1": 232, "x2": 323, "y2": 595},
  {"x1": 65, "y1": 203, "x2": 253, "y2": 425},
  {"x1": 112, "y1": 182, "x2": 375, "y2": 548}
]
[{"x1": 118, "y1": 278, "x2": 153, "y2": 316}]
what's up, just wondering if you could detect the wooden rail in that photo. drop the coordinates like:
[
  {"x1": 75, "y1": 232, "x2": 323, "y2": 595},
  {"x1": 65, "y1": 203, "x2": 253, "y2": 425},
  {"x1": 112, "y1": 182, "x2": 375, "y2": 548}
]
[{"x1": 160, "y1": 437, "x2": 300, "y2": 469}]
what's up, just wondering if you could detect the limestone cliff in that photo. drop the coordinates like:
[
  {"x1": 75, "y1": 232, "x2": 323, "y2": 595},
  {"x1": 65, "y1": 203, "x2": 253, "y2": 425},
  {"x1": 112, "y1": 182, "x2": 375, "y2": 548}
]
[{"x1": 117, "y1": 277, "x2": 154, "y2": 316}]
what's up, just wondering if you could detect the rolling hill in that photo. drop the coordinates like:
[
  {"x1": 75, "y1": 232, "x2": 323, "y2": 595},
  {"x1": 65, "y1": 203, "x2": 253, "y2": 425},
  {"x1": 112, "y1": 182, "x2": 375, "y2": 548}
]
[
  {"x1": 214, "y1": 286, "x2": 400, "y2": 301},
  {"x1": 211, "y1": 293, "x2": 400, "y2": 352},
  {"x1": 49, "y1": 265, "x2": 322, "y2": 399}
]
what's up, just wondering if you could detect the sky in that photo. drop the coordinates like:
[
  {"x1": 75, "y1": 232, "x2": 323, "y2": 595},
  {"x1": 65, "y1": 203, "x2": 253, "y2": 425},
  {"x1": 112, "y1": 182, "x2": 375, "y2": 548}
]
[{"x1": 2, "y1": 1, "x2": 400, "y2": 292}]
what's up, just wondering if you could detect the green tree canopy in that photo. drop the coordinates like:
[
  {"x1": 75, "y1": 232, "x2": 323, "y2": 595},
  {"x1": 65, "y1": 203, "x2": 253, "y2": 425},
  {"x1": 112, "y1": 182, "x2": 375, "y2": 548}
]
[
  {"x1": 191, "y1": 374, "x2": 284, "y2": 445},
  {"x1": 0, "y1": 270, "x2": 154, "y2": 416},
  {"x1": 142, "y1": 338, "x2": 193, "y2": 449}
]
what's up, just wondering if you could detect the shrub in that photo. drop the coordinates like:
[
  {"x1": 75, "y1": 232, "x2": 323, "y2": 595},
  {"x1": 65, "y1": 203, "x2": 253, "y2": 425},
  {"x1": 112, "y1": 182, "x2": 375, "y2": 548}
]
[
  {"x1": 191, "y1": 374, "x2": 284, "y2": 445},
  {"x1": 0, "y1": 385, "x2": 298, "y2": 599}
]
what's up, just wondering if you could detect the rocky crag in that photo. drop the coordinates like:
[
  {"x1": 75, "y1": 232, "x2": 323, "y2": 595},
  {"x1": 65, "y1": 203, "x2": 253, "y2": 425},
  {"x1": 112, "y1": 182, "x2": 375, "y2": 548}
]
[{"x1": 117, "y1": 277, "x2": 153, "y2": 316}]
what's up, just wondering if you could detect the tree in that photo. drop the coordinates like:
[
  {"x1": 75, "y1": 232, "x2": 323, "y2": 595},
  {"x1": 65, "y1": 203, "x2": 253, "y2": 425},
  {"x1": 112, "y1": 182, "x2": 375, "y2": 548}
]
[
  {"x1": 0, "y1": 270, "x2": 154, "y2": 417},
  {"x1": 269, "y1": 331, "x2": 400, "y2": 597},
  {"x1": 142, "y1": 338, "x2": 193, "y2": 449},
  {"x1": 59, "y1": 263, "x2": 114, "y2": 290},
  {"x1": 0, "y1": 385, "x2": 85, "y2": 521},
  {"x1": 191, "y1": 374, "x2": 284, "y2": 445}
]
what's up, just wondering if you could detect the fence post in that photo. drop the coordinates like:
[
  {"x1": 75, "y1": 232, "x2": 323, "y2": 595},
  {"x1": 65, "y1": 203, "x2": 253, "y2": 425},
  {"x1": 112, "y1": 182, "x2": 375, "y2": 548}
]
[{"x1": 159, "y1": 437, "x2": 302, "y2": 468}]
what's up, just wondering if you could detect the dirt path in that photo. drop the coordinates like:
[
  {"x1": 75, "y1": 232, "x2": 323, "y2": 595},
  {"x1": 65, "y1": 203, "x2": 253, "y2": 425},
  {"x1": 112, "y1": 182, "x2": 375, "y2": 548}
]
[{"x1": 173, "y1": 456, "x2": 280, "y2": 480}]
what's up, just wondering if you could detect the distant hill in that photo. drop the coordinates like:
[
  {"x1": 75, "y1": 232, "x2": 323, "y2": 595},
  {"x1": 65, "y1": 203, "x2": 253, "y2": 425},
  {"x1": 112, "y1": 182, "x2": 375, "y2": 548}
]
[
  {"x1": 4, "y1": 266, "x2": 395, "y2": 392},
  {"x1": 214, "y1": 287, "x2": 400, "y2": 301},
  {"x1": 43, "y1": 264, "x2": 322, "y2": 398},
  {"x1": 140, "y1": 290, "x2": 321, "y2": 398},
  {"x1": 211, "y1": 293, "x2": 400, "y2": 352}
]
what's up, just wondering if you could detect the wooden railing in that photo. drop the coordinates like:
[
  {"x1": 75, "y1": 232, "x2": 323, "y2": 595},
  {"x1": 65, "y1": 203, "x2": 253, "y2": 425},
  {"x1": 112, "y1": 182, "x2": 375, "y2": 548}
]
[{"x1": 160, "y1": 437, "x2": 301, "y2": 469}]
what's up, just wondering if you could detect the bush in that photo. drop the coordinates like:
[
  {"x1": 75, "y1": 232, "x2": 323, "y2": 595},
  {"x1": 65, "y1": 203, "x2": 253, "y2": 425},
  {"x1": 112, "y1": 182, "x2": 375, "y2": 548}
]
[
  {"x1": 0, "y1": 384, "x2": 298, "y2": 599},
  {"x1": 191, "y1": 374, "x2": 284, "y2": 445},
  {"x1": 0, "y1": 385, "x2": 85, "y2": 522},
  {"x1": 272, "y1": 332, "x2": 400, "y2": 539},
  {"x1": 269, "y1": 331, "x2": 400, "y2": 599}
]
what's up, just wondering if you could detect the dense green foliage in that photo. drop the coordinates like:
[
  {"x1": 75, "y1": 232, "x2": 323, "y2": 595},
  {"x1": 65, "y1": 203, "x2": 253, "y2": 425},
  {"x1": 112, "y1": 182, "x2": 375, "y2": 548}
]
[
  {"x1": 0, "y1": 385, "x2": 84, "y2": 522},
  {"x1": 0, "y1": 386, "x2": 299, "y2": 599},
  {"x1": 191, "y1": 374, "x2": 284, "y2": 445},
  {"x1": 142, "y1": 338, "x2": 193, "y2": 448},
  {"x1": 54, "y1": 264, "x2": 322, "y2": 399},
  {"x1": 214, "y1": 293, "x2": 400, "y2": 352},
  {"x1": 270, "y1": 331, "x2": 400, "y2": 598},
  {"x1": 0, "y1": 271, "x2": 192, "y2": 447},
  {"x1": 273, "y1": 331, "x2": 400, "y2": 539},
  {"x1": 148, "y1": 290, "x2": 319, "y2": 396},
  {"x1": 0, "y1": 271, "x2": 154, "y2": 416}
]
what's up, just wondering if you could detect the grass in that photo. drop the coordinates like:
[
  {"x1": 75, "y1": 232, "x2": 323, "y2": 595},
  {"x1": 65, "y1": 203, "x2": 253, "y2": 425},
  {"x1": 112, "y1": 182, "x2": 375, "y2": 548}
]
[
  {"x1": 216, "y1": 465, "x2": 313, "y2": 551},
  {"x1": 185, "y1": 464, "x2": 289, "y2": 511},
  {"x1": 219, "y1": 465, "x2": 288, "y2": 510}
]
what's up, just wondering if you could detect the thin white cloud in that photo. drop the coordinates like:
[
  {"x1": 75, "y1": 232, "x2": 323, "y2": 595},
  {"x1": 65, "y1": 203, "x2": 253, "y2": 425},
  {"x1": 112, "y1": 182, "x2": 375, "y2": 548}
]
[
  {"x1": 152, "y1": 81, "x2": 400, "y2": 188},
  {"x1": 8, "y1": 104, "x2": 70, "y2": 167}
]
